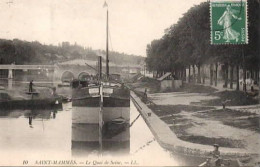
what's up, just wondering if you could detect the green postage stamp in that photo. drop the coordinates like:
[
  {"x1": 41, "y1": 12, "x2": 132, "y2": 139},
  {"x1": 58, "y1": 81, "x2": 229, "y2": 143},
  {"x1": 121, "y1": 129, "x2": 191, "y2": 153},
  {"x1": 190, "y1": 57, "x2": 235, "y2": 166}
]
[{"x1": 210, "y1": 0, "x2": 248, "y2": 44}]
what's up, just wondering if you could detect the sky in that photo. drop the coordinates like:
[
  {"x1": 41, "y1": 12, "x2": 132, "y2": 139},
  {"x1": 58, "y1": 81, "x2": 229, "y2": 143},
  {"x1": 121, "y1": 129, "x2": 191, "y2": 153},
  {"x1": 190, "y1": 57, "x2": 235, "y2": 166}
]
[{"x1": 0, "y1": 0, "x2": 205, "y2": 56}]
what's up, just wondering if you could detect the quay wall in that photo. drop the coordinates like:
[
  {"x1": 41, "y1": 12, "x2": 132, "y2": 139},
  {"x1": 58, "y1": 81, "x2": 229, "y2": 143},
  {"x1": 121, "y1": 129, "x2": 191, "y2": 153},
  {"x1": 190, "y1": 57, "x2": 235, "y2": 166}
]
[{"x1": 130, "y1": 91, "x2": 259, "y2": 159}]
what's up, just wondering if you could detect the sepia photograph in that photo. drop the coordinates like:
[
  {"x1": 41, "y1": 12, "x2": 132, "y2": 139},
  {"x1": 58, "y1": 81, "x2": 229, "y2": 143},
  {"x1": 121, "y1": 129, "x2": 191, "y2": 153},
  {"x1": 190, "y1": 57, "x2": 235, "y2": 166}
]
[{"x1": 0, "y1": 0, "x2": 259, "y2": 166}]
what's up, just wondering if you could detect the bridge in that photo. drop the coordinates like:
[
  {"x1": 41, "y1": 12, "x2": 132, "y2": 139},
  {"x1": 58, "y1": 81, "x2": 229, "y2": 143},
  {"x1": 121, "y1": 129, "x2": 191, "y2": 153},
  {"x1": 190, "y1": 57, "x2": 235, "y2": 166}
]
[
  {"x1": 0, "y1": 64, "x2": 55, "y2": 79},
  {"x1": 0, "y1": 63, "x2": 93, "y2": 82},
  {"x1": 53, "y1": 64, "x2": 97, "y2": 83},
  {"x1": 0, "y1": 64, "x2": 55, "y2": 70},
  {"x1": 0, "y1": 59, "x2": 142, "y2": 83}
]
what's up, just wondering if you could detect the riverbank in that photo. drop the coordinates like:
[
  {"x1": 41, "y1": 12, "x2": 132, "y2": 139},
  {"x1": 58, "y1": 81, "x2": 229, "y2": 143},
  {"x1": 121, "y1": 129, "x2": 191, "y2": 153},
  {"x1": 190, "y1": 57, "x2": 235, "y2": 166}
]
[
  {"x1": 130, "y1": 77, "x2": 259, "y2": 105},
  {"x1": 129, "y1": 79, "x2": 260, "y2": 165},
  {"x1": 131, "y1": 91, "x2": 259, "y2": 166},
  {"x1": 130, "y1": 77, "x2": 219, "y2": 94}
]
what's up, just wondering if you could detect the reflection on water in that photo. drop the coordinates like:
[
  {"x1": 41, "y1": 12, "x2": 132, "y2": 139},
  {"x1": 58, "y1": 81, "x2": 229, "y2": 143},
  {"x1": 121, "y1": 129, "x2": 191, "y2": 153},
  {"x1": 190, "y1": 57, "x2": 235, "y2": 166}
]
[
  {"x1": 72, "y1": 103, "x2": 130, "y2": 157},
  {"x1": 0, "y1": 101, "x2": 179, "y2": 166},
  {"x1": 71, "y1": 123, "x2": 130, "y2": 156},
  {"x1": 0, "y1": 108, "x2": 55, "y2": 119}
]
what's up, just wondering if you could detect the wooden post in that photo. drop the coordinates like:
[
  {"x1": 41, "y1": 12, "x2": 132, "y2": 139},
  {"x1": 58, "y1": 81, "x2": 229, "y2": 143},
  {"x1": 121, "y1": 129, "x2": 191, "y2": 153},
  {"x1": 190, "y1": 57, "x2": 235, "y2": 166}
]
[{"x1": 99, "y1": 84, "x2": 103, "y2": 154}]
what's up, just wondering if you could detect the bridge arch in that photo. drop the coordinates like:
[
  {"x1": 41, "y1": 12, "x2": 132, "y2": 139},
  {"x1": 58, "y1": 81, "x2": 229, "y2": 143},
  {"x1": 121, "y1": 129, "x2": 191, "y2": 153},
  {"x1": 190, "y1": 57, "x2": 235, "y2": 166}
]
[
  {"x1": 61, "y1": 71, "x2": 75, "y2": 82},
  {"x1": 78, "y1": 71, "x2": 91, "y2": 81}
]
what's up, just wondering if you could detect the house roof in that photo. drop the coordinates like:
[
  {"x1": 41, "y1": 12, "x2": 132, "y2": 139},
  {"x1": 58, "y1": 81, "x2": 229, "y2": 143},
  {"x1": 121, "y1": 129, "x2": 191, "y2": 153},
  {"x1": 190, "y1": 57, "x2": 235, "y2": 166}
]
[{"x1": 157, "y1": 72, "x2": 171, "y2": 81}]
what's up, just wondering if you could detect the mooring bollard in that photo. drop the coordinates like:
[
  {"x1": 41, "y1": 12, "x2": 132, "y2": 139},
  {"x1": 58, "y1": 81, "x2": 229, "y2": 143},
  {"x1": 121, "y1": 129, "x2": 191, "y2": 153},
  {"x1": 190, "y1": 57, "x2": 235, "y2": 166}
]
[
  {"x1": 148, "y1": 112, "x2": 152, "y2": 117},
  {"x1": 222, "y1": 99, "x2": 231, "y2": 110}
]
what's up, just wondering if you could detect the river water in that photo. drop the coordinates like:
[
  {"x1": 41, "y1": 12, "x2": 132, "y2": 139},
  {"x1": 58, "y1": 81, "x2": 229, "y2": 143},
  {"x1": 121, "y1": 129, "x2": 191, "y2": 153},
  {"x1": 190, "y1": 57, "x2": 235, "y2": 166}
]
[{"x1": 0, "y1": 100, "x2": 180, "y2": 166}]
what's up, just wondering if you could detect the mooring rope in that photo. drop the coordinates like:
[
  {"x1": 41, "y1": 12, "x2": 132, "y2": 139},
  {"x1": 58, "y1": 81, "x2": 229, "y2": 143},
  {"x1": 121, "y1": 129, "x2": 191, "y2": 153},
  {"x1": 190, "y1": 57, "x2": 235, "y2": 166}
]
[
  {"x1": 133, "y1": 138, "x2": 156, "y2": 154},
  {"x1": 129, "y1": 113, "x2": 141, "y2": 127}
]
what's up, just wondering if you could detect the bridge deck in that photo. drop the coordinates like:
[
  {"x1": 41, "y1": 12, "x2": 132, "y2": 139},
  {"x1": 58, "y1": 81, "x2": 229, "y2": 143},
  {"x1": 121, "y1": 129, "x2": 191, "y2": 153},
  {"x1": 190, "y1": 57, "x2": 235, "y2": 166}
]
[{"x1": 0, "y1": 65, "x2": 55, "y2": 70}]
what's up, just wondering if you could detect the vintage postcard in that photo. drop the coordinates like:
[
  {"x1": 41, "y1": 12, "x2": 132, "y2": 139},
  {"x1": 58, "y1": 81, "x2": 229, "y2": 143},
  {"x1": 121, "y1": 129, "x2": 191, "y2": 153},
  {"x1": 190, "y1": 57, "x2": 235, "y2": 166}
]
[{"x1": 0, "y1": 0, "x2": 259, "y2": 166}]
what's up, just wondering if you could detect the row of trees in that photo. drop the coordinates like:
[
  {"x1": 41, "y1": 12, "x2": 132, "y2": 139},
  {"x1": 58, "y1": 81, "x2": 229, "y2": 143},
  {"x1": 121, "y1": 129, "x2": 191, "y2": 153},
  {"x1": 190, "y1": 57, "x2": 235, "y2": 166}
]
[
  {"x1": 146, "y1": 0, "x2": 259, "y2": 91},
  {"x1": 0, "y1": 39, "x2": 144, "y2": 66}
]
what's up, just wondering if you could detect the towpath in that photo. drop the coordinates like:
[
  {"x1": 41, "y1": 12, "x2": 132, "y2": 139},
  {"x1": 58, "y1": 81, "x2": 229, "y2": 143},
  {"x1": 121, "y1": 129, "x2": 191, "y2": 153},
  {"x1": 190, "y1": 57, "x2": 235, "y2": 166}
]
[{"x1": 131, "y1": 91, "x2": 259, "y2": 158}]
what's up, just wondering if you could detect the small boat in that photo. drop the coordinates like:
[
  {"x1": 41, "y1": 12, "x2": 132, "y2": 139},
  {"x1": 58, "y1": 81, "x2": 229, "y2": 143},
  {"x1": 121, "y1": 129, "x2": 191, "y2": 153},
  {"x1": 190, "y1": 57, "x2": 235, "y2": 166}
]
[
  {"x1": 198, "y1": 157, "x2": 242, "y2": 167},
  {"x1": 109, "y1": 117, "x2": 127, "y2": 125},
  {"x1": 102, "y1": 117, "x2": 129, "y2": 138},
  {"x1": 25, "y1": 91, "x2": 39, "y2": 95},
  {"x1": 0, "y1": 88, "x2": 62, "y2": 110}
]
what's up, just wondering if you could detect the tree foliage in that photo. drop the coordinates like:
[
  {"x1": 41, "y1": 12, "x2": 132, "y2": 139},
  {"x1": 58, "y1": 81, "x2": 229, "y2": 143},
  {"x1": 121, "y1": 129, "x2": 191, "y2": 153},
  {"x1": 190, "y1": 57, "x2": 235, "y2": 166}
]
[
  {"x1": 0, "y1": 39, "x2": 144, "y2": 66},
  {"x1": 146, "y1": 0, "x2": 259, "y2": 76}
]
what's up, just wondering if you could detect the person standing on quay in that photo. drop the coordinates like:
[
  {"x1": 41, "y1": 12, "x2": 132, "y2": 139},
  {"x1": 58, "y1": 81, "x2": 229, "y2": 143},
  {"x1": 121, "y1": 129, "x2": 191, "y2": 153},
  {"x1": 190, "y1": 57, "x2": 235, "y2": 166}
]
[{"x1": 29, "y1": 80, "x2": 34, "y2": 93}]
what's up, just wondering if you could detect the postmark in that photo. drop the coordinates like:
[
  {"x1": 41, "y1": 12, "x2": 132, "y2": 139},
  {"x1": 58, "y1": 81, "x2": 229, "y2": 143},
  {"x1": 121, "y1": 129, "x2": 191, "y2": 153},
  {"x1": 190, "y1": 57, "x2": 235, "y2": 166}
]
[{"x1": 210, "y1": 0, "x2": 248, "y2": 44}]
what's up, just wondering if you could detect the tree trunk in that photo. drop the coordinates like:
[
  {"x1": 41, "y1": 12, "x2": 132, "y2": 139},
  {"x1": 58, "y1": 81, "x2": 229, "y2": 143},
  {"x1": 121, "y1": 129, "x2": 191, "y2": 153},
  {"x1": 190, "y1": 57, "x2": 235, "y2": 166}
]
[
  {"x1": 243, "y1": 65, "x2": 246, "y2": 92},
  {"x1": 230, "y1": 65, "x2": 234, "y2": 89},
  {"x1": 181, "y1": 68, "x2": 184, "y2": 81},
  {"x1": 202, "y1": 65, "x2": 205, "y2": 84},
  {"x1": 188, "y1": 65, "x2": 191, "y2": 83},
  {"x1": 257, "y1": 69, "x2": 259, "y2": 84},
  {"x1": 203, "y1": 71, "x2": 205, "y2": 84},
  {"x1": 179, "y1": 70, "x2": 181, "y2": 80},
  {"x1": 180, "y1": 69, "x2": 183, "y2": 81},
  {"x1": 210, "y1": 64, "x2": 213, "y2": 85},
  {"x1": 224, "y1": 63, "x2": 228, "y2": 88},
  {"x1": 236, "y1": 65, "x2": 239, "y2": 91},
  {"x1": 184, "y1": 67, "x2": 187, "y2": 82},
  {"x1": 192, "y1": 64, "x2": 196, "y2": 83},
  {"x1": 197, "y1": 64, "x2": 201, "y2": 84},
  {"x1": 176, "y1": 70, "x2": 179, "y2": 80},
  {"x1": 256, "y1": 68, "x2": 260, "y2": 85},
  {"x1": 242, "y1": 46, "x2": 246, "y2": 92},
  {"x1": 182, "y1": 69, "x2": 184, "y2": 80},
  {"x1": 215, "y1": 63, "x2": 218, "y2": 86},
  {"x1": 258, "y1": 68, "x2": 260, "y2": 91},
  {"x1": 256, "y1": 69, "x2": 258, "y2": 87}
]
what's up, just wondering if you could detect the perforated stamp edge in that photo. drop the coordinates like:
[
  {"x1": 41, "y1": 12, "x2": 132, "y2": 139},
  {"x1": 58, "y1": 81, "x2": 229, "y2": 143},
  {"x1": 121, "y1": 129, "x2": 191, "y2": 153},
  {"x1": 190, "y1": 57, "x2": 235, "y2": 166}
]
[{"x1": 210, "y1": 0, "x2": 248, "y2": 45}]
